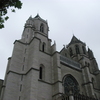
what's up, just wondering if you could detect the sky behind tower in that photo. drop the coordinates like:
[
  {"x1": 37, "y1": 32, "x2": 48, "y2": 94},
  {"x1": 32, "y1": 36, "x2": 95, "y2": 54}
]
[{"x1": 0, "y1": 0, "x2": 100, "y2": 79}]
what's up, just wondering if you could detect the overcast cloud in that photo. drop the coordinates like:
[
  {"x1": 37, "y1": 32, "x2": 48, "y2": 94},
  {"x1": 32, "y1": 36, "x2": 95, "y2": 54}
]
[{"x1": 0, "y1": 0, "x2": 100, "y2": 79}]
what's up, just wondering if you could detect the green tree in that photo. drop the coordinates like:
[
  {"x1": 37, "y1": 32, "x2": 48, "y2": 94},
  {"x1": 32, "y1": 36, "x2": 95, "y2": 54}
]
[{"x1": 0, "y1": 0, "x2": 22, "y2": 29}]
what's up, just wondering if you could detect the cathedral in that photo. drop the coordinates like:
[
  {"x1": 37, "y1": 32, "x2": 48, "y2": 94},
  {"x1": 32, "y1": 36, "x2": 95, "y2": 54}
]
[{"x1": 0, "y1": 14, "x2": 100, "y2": 100}]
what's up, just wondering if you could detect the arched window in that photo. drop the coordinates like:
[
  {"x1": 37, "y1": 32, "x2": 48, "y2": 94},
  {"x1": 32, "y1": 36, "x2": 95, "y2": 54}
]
[
  {"x1": 63, "y1": 74, "x2": 79, "y2": 95},
  {"x1": 39, "y1": 67, "x2": 42, "y2": 79},
  {"x1": 39, "y1": 64, "x2": 45, "y2": 80},
  {"x1": 75, "y1": 45, "x2": 80, "y2": 54},
  {"x1": 82, "y1": 46, "x2": 86, "y2": 54},
  {"x1": 40, "y1": 23, "x2": 44, "y2": 33},
  {"x1": 92, "y1": 77, "x2": 95, "y2": 88},
  {"x1": 39, "y1": 41, "x2": 42, "y2": 50},
  {"x1": 42, "y1": 42, "x2": 46, "y2": 52},
  {"x1": 65, "y1": 53, "x2": 67, "y2": 57},
  {"x1": 69, "y1": 48, "x2": 73, "y2": 56}
]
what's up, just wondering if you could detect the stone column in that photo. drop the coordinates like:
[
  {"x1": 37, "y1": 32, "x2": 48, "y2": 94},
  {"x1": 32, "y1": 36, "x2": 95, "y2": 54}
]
[
  {"x1": 69, "y1": 90, "x2": 74, "y2": 100},
  {"x1": 69, "y1": 95, "x2": 74, "y2": 100}
]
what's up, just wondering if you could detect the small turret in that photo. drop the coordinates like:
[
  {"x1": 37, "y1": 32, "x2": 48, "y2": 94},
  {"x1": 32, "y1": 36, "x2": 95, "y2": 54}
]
[
  {"x1": 88, "y1": 48, "x2": 94, "y2": 59},
  {"x1": 51, "y1": 41, "x2": 56, "y2": 54},
  {"x1": 21, "y1": 16, "x2": 35, "y2": 43},
  {"x1": 25, "y1": 16, "x2": 33, "y2": 27}
]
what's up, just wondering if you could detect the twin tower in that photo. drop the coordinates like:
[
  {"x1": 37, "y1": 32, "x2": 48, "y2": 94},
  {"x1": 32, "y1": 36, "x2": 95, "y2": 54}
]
[{"x1": 0, "y1": 14, "x2": 100, "y2": 100}]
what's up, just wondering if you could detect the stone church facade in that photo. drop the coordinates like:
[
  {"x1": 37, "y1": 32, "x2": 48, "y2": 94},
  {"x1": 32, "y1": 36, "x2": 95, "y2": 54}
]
[{"x1": 0, "y1": 14, "x2": 100, "y2": 100}]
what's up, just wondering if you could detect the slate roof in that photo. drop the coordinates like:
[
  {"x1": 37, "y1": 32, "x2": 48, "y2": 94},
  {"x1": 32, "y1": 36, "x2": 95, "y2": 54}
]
[{"x1": 34, "y1": 14, "x2": 47, "y2": 23}]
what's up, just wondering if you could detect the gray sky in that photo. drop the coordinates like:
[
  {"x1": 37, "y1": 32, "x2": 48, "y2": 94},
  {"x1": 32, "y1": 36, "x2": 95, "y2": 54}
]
[{"x1": 0, "y1": 0, "x2": 100, "y2": 79}]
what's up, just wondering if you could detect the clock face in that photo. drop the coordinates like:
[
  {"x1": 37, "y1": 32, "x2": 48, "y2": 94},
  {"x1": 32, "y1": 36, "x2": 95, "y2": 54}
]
[{"x1": 64, "y1": 75, "x2": 79, "y2": 95}]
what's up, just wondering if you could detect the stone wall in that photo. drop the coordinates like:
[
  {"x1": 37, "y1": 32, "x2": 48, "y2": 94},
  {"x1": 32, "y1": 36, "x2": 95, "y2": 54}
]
[{"x1": 0, "y1": 79, "x2": 3, "y2": 96}]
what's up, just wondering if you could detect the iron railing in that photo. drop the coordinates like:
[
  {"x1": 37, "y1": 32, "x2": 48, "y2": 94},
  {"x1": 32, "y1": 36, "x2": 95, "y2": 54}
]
[{"x1": 60, "y1": 94, "x2": 98, "y2": 100}]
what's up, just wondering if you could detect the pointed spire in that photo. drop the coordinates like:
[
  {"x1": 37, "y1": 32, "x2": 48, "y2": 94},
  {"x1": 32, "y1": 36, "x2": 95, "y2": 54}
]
[
  {"x1": 34, "y1": 13, "x2": 40, "y2": 18},
  {"x1": 72, "y1": 30, "x2": 74, "y2": 36},
  {"x1": 88, "y1": 47, "x2": 94, "y2": 58},
  {"x1": 46, "y1": 20, "x2": 48, "y2": 24},
  {"x1": 30, "y1": 15, "x2": 32, "y2": 18},
  {"x1": 70, "y1": 35, "x2": 79, "y2": 43},
  {"x1": 28, "y1": 15, "x2": 32, "y2": 20},
  {"x1": 67, "y1": 35, "x2": 85, "y2": 47},
  {"x1": 51, "y1": 40, "x2": 56, "y2": 54},
  {"x1": 63, "y1": 45, "x2": 65, "y2": 48},
  {"x1": 33, "y1": 14, "x2": 47, "y2": 24},
  {"x1": 54, "y1": 40, "x2": 56, "y2": 44},
  {"x1": 25, "y1": 15, "x2": 33, "y2": 28}
]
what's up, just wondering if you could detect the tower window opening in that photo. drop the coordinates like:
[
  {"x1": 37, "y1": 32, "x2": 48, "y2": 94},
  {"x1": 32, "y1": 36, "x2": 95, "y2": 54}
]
[
  {"x1": 23, "y1": 57, "x2": 25, "y2": 62},
  {"x1": 22, "y1": 65, "x2": 24, "y2": 71},
  {"x1": 40, "y1": 23, "x2": 44, "y2": 33},
  {"x1": 39, "y1": 67, "x2": 42, "y2": 79},
  {"x1": 42, "y1": 44, "x2": 44, "y2": 52},
  {"x1": 24, "y1": 49, "x2": 27, "y2": 54},
  {"x1": 82, "y1": 46, "x2": 86, "y2": 54},
  {"x1": 75, "y1": 45, "x2": 80, "y2": 54},
  {"x1": 39, "y1": 64, "x2": 45, "y2": 80},
  {"x1": 19, "y1": 96, "x2": 20, "y2": 100},
  {"x1": 21, "y1": 75, "x2": 23, "y2": 81},
  {"x1": 20, "y1": 84, "x2": 22, "y2": 91},
  {"x1": 69, "y1": 48, "x2": 73, "y2": 56},
  {"x1": 65, "y1": 53, "x2": 67, "y2": 57},
  {"x1": 42, "y1": 42, "x2": 46, "y2": 52}
]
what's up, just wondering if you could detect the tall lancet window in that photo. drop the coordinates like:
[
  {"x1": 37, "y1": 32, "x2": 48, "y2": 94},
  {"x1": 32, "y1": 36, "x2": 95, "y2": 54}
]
[
  {"x1": 75, "y1": 45, "x2": 80, "y2": 54},
  {"x1": 82, "y1": 46, "x2": 86, "y2": 54},
  {"x1": 69, "y1": 48, "x2": 73, "y2": 56},
  {"x1": 63, "y1": 74, "x2": 79, "y2": 95},
  {"x1": 40, "y1": 23, "x2": 44, "y2": 33},
  {"x1": 39, "y1": 64, "x2": 45, "y2": 80},
  {"x1": 39, "y1": 67, "x2": 42, "y2": 79},
  {"x1": 42, "y1": 42, "x2": 46, "y2": 52}
]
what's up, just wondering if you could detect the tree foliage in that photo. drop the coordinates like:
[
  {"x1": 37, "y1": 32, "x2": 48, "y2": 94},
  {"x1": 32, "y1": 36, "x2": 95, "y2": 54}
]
[{"x1": 0, "y1": 0, "x2": 22, "y2": 29}]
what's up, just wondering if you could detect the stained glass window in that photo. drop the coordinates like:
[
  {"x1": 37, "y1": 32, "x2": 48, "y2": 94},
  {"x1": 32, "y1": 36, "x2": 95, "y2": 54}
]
[{"x1": 63, "y1": 75, "x2": 79, "y2": 95}]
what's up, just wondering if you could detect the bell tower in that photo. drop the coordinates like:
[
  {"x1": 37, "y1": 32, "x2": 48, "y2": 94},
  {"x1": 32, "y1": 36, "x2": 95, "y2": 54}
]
[
  {"x1": 21, "y1": 14, "x2": 49, "y2": 43},
  {"x1": 0, "y1": 14, "x2": 54, "y2": 100},
  {"x1": 1, "y1": 15, "x2": 100, "y2": 100}
]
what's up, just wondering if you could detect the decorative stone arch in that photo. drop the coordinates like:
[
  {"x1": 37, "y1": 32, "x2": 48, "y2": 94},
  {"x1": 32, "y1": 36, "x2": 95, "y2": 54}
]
[
  {"x1": 39, "y1": 64, "x2": 45, "y2": 80},
  {"x1": 40, "y1": 23, "x2": 44, "y2": 33},
  {"x1": 62, "y1": 74, "x2": 80, "y2": 95}
]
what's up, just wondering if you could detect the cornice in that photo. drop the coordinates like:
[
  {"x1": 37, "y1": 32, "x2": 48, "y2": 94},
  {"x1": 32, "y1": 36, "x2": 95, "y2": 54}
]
[{"x1": 7, "y1": 67, "x2": 39, "y2": 75}]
